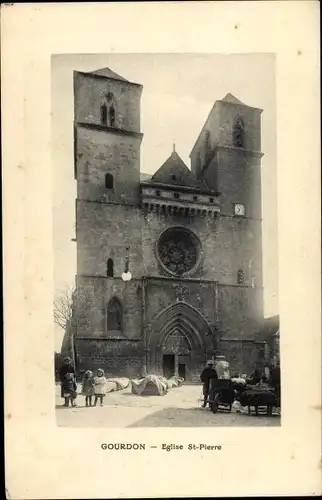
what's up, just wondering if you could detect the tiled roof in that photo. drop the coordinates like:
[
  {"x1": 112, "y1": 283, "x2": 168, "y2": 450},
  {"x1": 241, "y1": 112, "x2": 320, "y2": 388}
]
[
  {"x1": 148, "y1": 149, "x2": 208, "y2": 190},
  {"x1": 140, "y1": 172, "x2": 152, "y2": 182},
  {"x1": 90, "y1": 67, "x2": 129, "y2": 81},
  {"x1": 221, "y1": 93, "x2": 245, "y2": 105}
]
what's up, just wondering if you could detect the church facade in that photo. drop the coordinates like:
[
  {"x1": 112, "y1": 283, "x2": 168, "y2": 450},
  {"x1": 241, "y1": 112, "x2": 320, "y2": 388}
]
[{"x1": 73, "y1": 66, "x2": 266, "y2": 380}]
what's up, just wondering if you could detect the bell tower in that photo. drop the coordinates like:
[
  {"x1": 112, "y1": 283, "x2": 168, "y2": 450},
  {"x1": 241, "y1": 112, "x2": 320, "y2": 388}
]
[
  {"x1": 73, "y1": 67, "x2": 144, "y2": 355},
  {"x1": 73, "y1": 67, "x2": 143, "y2": 206},
  {"x1": 190, "y1": 93, "x2": 263, "y2": 215},
  {"x1": 190, "y1": 93, "x2": 264, "y2": 337}
]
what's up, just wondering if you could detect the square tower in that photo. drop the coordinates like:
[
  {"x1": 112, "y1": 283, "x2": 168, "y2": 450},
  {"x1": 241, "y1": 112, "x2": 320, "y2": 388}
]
[
  {"x1": 74, "y1": 67, "x2": 143, "y2": 205},
  {"x1": 73, "y1": 67, "x2": 145, "y2": 376},
  {"x1": 190, "y1": 93, "x2": 264, "y2": 353}
]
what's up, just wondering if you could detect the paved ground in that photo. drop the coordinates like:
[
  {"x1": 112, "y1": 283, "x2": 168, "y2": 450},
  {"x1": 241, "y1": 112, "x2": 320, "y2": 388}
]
[{"x1": 56, "y1": 384, "x2": 281, "y2": 427}]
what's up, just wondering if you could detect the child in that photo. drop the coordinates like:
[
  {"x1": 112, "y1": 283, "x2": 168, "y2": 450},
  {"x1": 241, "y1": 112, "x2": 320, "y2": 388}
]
[
  {"x1": 93, "y1": 368, "x2": 107, "y2": 406},
  {"x1": 82, "y1": 370, "x2": 94, "y2": 407},
  {"x1": 62, "y1": 372, "x2": 77, "y2": 407}
]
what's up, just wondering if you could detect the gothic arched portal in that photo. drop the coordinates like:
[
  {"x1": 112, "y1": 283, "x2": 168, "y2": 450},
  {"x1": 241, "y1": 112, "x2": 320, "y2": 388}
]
[{"x1": 148, "y1": 302, "x2": 214, "y2": 381}]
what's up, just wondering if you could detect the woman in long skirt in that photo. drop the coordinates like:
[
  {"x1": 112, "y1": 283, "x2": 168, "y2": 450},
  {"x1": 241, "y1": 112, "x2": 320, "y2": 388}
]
[{"x1": 59, "y1": 357, "x2": 75, "y2": 405}]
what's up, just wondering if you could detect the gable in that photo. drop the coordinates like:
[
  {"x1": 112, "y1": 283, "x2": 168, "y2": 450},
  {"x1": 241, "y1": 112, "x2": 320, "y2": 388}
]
[
  {"x1": 150, "y1": 151, "x2": 207, "y2": 190},
  {"x1": 221, "y1": 93, "x2": 246, "y2": 105},
  {"x1": 91, "y1": 67, "x2": 129, "y2": 81}
]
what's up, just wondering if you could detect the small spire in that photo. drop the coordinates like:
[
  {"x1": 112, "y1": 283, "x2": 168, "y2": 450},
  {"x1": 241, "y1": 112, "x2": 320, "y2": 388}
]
[{"x1": 173, "y1": 143, "x2": 176, "y2": 153}]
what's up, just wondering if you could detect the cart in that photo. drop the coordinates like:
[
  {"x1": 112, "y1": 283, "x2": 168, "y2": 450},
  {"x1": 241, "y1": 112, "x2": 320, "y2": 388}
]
[
  {"x1": 208, "y1": 379, "x2": 235, "y2": 413},
  {"x1": 238, "y1": 385, "x2": 278, "y2": 416},
  {"x1": 231, "y1": 379, "x2": 247, "y2": 400}
]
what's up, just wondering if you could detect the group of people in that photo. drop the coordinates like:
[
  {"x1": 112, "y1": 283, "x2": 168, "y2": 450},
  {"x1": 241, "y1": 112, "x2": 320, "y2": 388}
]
[
  {"x1": 200, "y1": 359, "x2": 281, "y2": 409},
  {"x1": 59, "y1": 357, "x2": 108, "y2": 407}
]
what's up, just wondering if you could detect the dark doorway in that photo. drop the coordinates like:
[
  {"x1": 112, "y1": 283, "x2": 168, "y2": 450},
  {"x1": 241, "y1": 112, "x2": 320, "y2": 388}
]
[
  {"x1": 163, "y1": 354, "x2": 175, "y2": 378},
  {"x1": 100, "y1": 104, "x2": 107, "y2": 125},
  {"x1": 178, "y1": 363, "x2": 186, "y2": 379}
]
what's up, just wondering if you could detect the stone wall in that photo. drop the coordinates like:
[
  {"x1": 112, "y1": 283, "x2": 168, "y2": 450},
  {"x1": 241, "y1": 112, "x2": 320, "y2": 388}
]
[
  {"x1": 218, "y1": 339, "x2": 266, "y2": 375},
  {"x1": 141, "y1": 210, "x2": 263, "y2": 289},
  {"x1": 75, "y1": 275, "x2": 143, "y2": 339},
  {"x1": 74, "y1": 71, "x2": 142, "y2": 133},
  {"x1": 216, "y1": 101, "x2": 261, "y2": 152},
  {"x1": 217, "y1": 284, "x2": 263, "y2": 338},
  {"x1": 75, "y1": 338, "x2": 143, "y2": 378},
  {"x1": 190, "y1": 101, "x2": 221, "y2": 180},
  {"x1": 76, "y1": 202, "x2": 143, "y2": 277},
  {"x1": 76, "y1": 126, "x2": 141, "y2": 205},
  {"x1": 216, "y1": 148, "x2": 262, "y2": 218},
  {"x1": 144, "y1": 279, "x2": 216, "y2": 327}
]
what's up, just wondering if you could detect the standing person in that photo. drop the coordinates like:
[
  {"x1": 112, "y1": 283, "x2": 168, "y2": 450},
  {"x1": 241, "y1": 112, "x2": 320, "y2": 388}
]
[
  {"x1": 200, "y1": 360, "x2": 218, "y2": 408},
  {"x1": 82, "y1": 370, "x2": 95, "y2": 407},
  {"x1": 93, "y1": 369, "x2": 107, "y2": 407},
  {"x1": 61, "y1": 372, "x2": 77, "y2": 407},
  {"x1": 59, "y1": 356, "x2": 76, "y2": 406},
  {"x1": 249, "y1": 368, "x2": 262, "y2": 385},
  {"x1": 269, "y1": 363, "x2": 281, "y2": 403},
  {"x1": 82, "y1": 370, "x2": 94, "y2": 406}
]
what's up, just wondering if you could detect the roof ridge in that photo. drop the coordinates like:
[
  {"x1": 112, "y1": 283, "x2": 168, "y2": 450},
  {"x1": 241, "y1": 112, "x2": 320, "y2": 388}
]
[
  {"x1": 221, "y1": 93, "x2": 245, "y2": 105},
  {"x1": 90, "y1": 66, "x2": 129, "y2": 82},
  {"x1": 150, "y1": 148, "x2": 209, "y2": 190}
]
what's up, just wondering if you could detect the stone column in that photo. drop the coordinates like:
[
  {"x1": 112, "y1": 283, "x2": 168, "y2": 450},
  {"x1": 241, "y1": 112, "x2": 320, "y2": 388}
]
[
  {"x1": 141, "y1": 278, "x2": 148, "y2": 376},
  {"x1": 141, "y1": 349, "x2": 149, "y2": 377},
  {"x1": 155, "y1": 345, "x2": 162, "y2": 376},
  {"x1": 174, "y1": 354, "x2": 179, "y2": 377}
]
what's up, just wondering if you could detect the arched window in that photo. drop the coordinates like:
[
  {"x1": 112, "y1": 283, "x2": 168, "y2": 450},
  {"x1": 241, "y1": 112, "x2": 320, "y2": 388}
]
[
  {"x1": 100, "y1": 103, "x2": 107, "y2": 125},
  {"x1": 237, "y1": 269, "x2": 244, "y2": 284},
  {"x1": 233, "y1": 118, "x2": 245, "y2": 148},
  {"x1": 107, "y1": 258, "x2": 114, "y2": 277},
  {"x1": 105, "y1": 173, "x2": 114, "y2": 190},
  {"x1": 109, "y1": 104, "x2": 115, "y2": 127},
  {"x1": 107, "y1": 297, "x2": 122, "y2": 332}
]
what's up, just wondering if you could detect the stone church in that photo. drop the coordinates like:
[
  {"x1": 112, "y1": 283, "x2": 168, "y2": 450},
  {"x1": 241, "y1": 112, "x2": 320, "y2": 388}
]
[{"x1": 72, "y1": 65, "x2": 267, "y2": 380}]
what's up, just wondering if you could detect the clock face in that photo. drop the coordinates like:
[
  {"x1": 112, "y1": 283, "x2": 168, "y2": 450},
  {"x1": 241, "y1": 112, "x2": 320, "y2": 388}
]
[{"x1": 234, "y1": 204, "x2": 245, "y2": 216}]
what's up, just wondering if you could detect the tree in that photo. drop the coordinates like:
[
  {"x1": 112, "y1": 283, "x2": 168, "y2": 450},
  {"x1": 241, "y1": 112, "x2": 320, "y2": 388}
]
[{"x1": 54, "y1": 286, "x2": 92, "y2": 368}]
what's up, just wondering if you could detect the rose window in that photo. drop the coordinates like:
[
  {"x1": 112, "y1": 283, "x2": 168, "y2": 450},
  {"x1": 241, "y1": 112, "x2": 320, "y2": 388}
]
[{"x1": 157, "y1": 227, "x2": 200, "y2": 275}]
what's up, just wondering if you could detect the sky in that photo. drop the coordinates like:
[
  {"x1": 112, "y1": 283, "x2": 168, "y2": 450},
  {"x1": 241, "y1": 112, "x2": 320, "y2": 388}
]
[{"x1": 52, "y1": 53, "x2": 278, "y2": 352}]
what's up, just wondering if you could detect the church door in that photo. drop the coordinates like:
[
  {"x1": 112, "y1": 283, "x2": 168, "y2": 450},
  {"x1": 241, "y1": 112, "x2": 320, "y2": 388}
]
[
  {"x1": 162, "y1": 354, "x2": 175, "y2": 378},
  {"x1": 178, "y1": 363, "x2": 186, "y2": 379},
  {"x1": 162, "y1": 329, "x2": 191, "y2": 379}
]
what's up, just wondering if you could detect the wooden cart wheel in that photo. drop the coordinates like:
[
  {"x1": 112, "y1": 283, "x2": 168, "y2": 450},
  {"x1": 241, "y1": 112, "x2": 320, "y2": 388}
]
[
  {"x1": 211, "y1": 393, "x2": 220, "y2": 413},
  {"x1": 211, "y1": 401, "x2": 218, "y2": 413}
]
